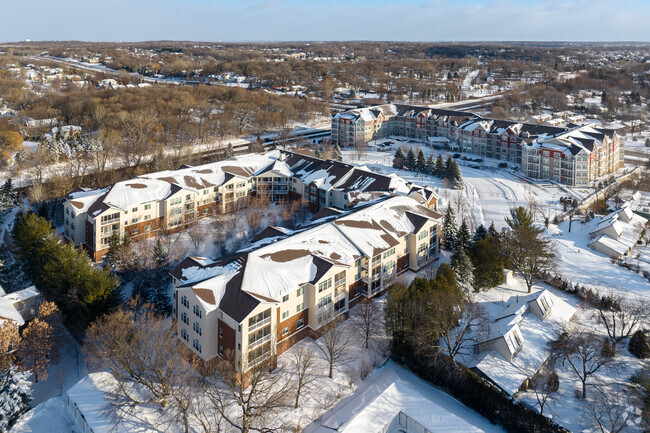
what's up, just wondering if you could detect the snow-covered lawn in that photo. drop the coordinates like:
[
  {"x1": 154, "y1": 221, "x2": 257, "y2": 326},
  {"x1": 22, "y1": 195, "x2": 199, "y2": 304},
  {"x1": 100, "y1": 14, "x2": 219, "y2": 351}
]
[
  {"x1": 548, "y1": 219, "x2": 650, "y2": 299},
  {"x1": 470, "y1": 277, "x2": 647, "y2": 433}
]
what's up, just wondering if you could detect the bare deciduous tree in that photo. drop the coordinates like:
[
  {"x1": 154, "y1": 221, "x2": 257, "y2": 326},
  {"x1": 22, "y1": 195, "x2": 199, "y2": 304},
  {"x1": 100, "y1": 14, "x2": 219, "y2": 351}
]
[
  {"x1": 353, "y1": 298, "x2": 381, "y2": 349},
  {"x1": 582, "y1": 385, "x2": 642, "y2": 433},
  {"x1": 596, "y1": 293, "x2": 649, "y2": 356},
  {"x1": 291, "y1": 346, "x2": 318, "y2": 408},
  {"x1": 435, "y1": 297, "x2": 487, "y2": 364},
  {"x1": 530, "y1": 369, "x2": 559, "y2": 415},
  {"x1": 553, "y1": 328, "x2": 613, "y2": 399},
  {"x1": 315, "y1": 315, "x2": 352, "y2": 379},
  {"x1": 203, "y1": 352, "x2": 292, "y2": 433}
]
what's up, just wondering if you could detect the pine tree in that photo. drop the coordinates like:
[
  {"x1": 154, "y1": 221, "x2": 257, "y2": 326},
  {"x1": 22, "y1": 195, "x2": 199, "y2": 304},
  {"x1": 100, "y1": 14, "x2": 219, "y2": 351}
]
[
  {"x1": 455, "y1": 220, "x2": 471, "y2": 252},
  {"x1": 434, "y1": 154, "x2": 446, "y2": 178},
  {"x1": 468, "y1": 235, "x2": 504, "y2": 290},
  {"x1": 152, "y1": 238, "x2": 168, "y2": 266},
  {"x1": 103, "y1": 232, "x2": 122, "y2": 272},
  {"x1": 628, "y1": 330, "x2": 649, "y2": 359},
  {"x1": 446, "y1": 158, "x2": 464, "y2": 189},
  {"x1": 472, "y1": 224, "x2": 488, "y2": 244},
  {"x1": 333, "y1": 144, "x2": 343, "y2": 161},
  {"x1": 393, "y1": 147, "x2": 405, "y2": 169},
  {"x1": 442, "y1": 207, "x2": 457, "y2": 251},
  {"x1": 0, "y1": 179, "x2": 17, "y2": 215},
  {"x1": 0, "y1": 244, "x2": 29, "y2": 293},
  {"x1": 133, "y1": 267, "x2": 172, "y2": 315},
  {"x1": 426, "y1": 154, "x2": 435, "y2": 175},
  {"x1": 450, "y1": 248, "x2": 475, "y2": 293},
  {"x1": 0, "y1": 367, "x2": 31, "y2": 431},
  {"x1": 406, "y1": 149, "x2": 416, "y2": 170},
  {"x1": 416, "y1": 150, "x2": 427, "y2": 173},
  {"x1": 488, "y1": 222, "x2": 499, "y2": 237}
]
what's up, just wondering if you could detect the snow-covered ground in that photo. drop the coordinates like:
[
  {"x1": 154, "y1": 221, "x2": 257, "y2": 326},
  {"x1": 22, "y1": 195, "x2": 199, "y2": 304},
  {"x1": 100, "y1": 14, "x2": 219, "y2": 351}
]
[
  {"x1": 468, "y1": 276, "x2": 647, "y2": 433},
  {"x1": 548, "y1": 219, "x2": 650, "y2": 299},
  {"x1": 343, "y1": 142, "x2": 578, "y2": 231}
]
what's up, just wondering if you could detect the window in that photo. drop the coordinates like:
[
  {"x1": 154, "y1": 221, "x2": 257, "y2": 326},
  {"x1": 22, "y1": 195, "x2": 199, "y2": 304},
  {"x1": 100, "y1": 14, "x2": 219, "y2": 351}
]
[
  {"x1": 219, "y1": 328, "x2": 223, "y2": 338},
  {"x1": 131, "y1": 218, "x2": 138, "y2": 224},
  {"x1": 248, "y1": 309, "x2": 271, "y2": 328},
  {"x1": 334, "y1": 271, "x2": 346, "y2": 287},
  {"x1": 282, "y1": 311, "x2": 289, "y2": 320},
  {"x1": 296, "y1": 303, "x2": 304, "y2": 312},
  {"x1": 181, "y1": 295, "x2": 189, "y2": 308},
  {"x1": 185, "y1": 194, "x2": 191, "y2": 200},
  {"x1": 65, "y1": 208, "x2": 69, "y2": 215},
  {"x1": 131, "y1": 229, "x2": 138, "y2": 235},
  {"x1": 296, "y1": 287, "x2": 303, "y2": 296},
  {"x1": 296, "y1": 318, "x2": 304, "y2": 329},
  {"x1": 70, "y1": 223, "x2": 75, "y2": 230},
  {"x1": 144, "y1": 204, "x2": 151, "y2": 210},
  {"x1": 170, "y1": 207, "x2": 182, "y2": 216},
  {"x1": 203, "y1": 190, "x2": 209, "y2": 195},
  {"x1": 181, "y1": 329, "x2": 188, "y2": 341},
  {"x1": 282, "y1": 327, "x2": 289, "y2": 336},
  {"x1": 170, "y1": 197, "x2": 182, "y2": 206},
  {"x1": 418, "y1": 230, "x2": 428, "y2": 240},
  {"x1": 318, "y1": 278, "x2": 332, "y2": 293},
  {"x1": 282, "y1": 294, "x2": 289, "y2": 303},
  {"x1": 317, "y1": 294, "x2": 332, "y2": 309},
  {"x1": 192, "y1": 339, "x2": 201, "y2": 353},
  {"x1": 132, "y1": 207, "x2": 138, "y2": 212},
  {"x1": 144, "y1": 215, "x2": 151, "y2": 221},
  {"x1": 181, "y1": 312, "x2": 189, "y2": 325},
  {"x1": 101, "y1": 213, "x2": 120, "y2": 223},
  {"x1": 193, "y1": 305, "x2": 202, "y2": 318},
  {"x1": 382, "y1": 247, "x2": 395, "y2": 259},
  {"x1": 193, "y1": 322, "x2": 202, "y2": 336},
  {"x1": 144, "y1": 225, "x2": 151, "y2": 232}
]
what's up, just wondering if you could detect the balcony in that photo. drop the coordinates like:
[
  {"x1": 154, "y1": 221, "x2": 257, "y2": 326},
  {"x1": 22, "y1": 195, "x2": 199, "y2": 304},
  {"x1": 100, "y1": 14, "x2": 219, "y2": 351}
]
[
  {"x1": 100, "y1": 217, "x2": 120, "y2": 226},
  {"x1": 248, "y1": 316, "x2": 271, "y2": 333},
  {"x1": 247, "y1": 350, "x2": 271, "y2": 368},
  {"x1": 248, "y1": 333, "x2": 271, "y2": 351},
  {"x1": 334, "y1": 288, "x2": 346, "y2": 302}
]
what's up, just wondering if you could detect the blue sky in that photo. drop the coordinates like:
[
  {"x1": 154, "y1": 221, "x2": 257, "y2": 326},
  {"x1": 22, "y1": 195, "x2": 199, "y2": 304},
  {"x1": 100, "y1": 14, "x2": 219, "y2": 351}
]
[{"x1": 0, "y1": 0, "x2": 648, "y2": 42}]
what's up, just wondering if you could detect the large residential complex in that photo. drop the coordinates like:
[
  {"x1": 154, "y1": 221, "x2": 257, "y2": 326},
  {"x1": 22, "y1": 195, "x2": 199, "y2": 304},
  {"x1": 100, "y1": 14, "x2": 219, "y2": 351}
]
[
  {"x1": 63, "y1": 150, "x2": 431, "y2": 261},
  {"x1": 170, "y1": 195, "x2": 442, "y2": 372},
  {"x1": 332, "y1": 104, "x2": 623, "y2": 186}
]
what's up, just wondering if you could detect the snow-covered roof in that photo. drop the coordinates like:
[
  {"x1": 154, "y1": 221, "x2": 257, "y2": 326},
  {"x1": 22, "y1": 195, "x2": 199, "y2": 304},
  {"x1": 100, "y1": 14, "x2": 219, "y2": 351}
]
[
  {"x1": 173, "y1": 196, "x2": 442, "y2": 320},
  {"x1": 67, "y1": 372, "x2": 163, "y2": 433},
  {"x1": 475, "y1": 290, "x2": 575, "y2": 396},
  {"x1": 0, "y1": 286, "x2": 40, "y2": 326},
  {"x1": 314, "y1": 361, "x2": 501, "y2": 433}
]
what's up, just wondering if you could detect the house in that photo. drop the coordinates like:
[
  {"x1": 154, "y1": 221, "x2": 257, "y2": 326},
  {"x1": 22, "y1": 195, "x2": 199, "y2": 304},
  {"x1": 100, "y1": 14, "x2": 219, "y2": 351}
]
[
  {"x1": 588, "y1": 202, "x2": 648, "y2": 259},
  {"x1": 473, "y1": 289, "x2": 575, "y2": 395},
  {"x1": 171, "y1": 195, "x2": 442, "y2": 373},
  {"x1": 0, "y1": 285, "x2": 41, "y2": 327},
  {"x1": 308, "y1": 360, "x2": 501, "y2": 433},
  {"x1": 67, "y1": 372, "x2": 162, "y2": 433}
]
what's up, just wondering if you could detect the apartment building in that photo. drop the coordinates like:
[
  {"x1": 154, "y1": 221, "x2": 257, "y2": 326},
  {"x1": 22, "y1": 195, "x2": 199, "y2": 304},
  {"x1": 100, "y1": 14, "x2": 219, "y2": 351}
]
[
  {"x1": 64, "y1": 150, "x2": 434, "y2": 261},
  {"x1": 521, "y1": 125, "x2": 623, "y2": 186},
  {"x1": 332, "y1": 104, "x2": 623, "y2": 185},
  {"x1": 170, "y1": 195, "x2": 442, "y2": 373}
]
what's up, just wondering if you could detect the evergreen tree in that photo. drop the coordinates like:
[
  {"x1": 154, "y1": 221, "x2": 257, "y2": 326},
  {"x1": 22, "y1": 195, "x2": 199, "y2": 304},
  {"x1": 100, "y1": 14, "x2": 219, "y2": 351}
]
[
  {"x1": 152, "y1": 238, "x2": 168, "y2": 266},
  {"x1": 0, "y1": 244, "x2": 29, "y2": 293},
  {"x1": 0, "y1": 179, "x2": 17, "y2": 215},
  {"x1": 102, "y1": 232, "x2": 122, "y2": 273},
  {"x1": 455, "y1": 220, "x2": 471, "y2": 252},
  {"x1": 406, "y1": 149, "x2": 416, "y2": 170},
  {"x1": 416, "y1": 150, "x2": 427, "y2": 173},
  {"x1": 0, "y1": 367, "x2": 31, "y2": 431},
  {"x1": 434, "y1": 154, "x2": 446, "y2": 178},
  {"x1": 488, "y1": 222, "x2": 499, "y2": 237},
  {"x1": 472, "y1": 224, "x2": 488, "y2": 244},
  {"x1": 426, "y1": 154, "x2": 435, "y2": 175},
  {"x1": 442, "y1": 207, "x2": 457, "y2": 251},
  {"x1": 446, "y1": 158, "x2": 464, "y2": 189},
  {"x1": 132, "y1": 267, "x2": 172, "y2": 315},
  {"x1": 333, "y1": 144, "x2": 343, "y2": 162},
  {"x1": 628, "y1": 330, "x2": 649, "y2": 359},
  {"x1": 393, "y1": 147, "x2": 405, "y2": 169},
  {"x1": 468, "y1": 235, "x2": 505, "y2": 290},
  {"x1": 450, "y1": 248, "x2": 475, "y2": 293}
]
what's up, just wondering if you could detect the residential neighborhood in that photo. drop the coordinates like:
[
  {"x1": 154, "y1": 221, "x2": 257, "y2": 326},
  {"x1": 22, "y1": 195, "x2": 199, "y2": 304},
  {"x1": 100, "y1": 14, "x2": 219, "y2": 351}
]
[{"x1": 0, "y1": 5, "x2": 650, "y2": 433}]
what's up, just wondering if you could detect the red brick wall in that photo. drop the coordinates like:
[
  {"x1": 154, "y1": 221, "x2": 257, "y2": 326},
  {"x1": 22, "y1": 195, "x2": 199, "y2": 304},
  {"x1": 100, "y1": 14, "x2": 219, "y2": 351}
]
[
  {"x1": 397, "y1": 254, "x2": 409, "y2": 273},
  {"x1": 218, "y1": 319, "x2": 236, "y2": 356},
  {"x1": 276, "y1": 309, "x2": 309, "y2": 355}
]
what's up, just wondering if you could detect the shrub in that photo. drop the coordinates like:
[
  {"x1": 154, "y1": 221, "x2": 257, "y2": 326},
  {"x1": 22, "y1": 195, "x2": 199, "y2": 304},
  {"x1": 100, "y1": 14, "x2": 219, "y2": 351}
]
[{"x1": 628, "y1": 330, "x2": 650, "y2": 359}]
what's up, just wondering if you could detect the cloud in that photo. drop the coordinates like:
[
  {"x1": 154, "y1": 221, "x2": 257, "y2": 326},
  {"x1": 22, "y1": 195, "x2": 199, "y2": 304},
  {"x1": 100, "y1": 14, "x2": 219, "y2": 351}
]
[{"x1": 0, "y1": 0, "x2": 647, "y2": 41}]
